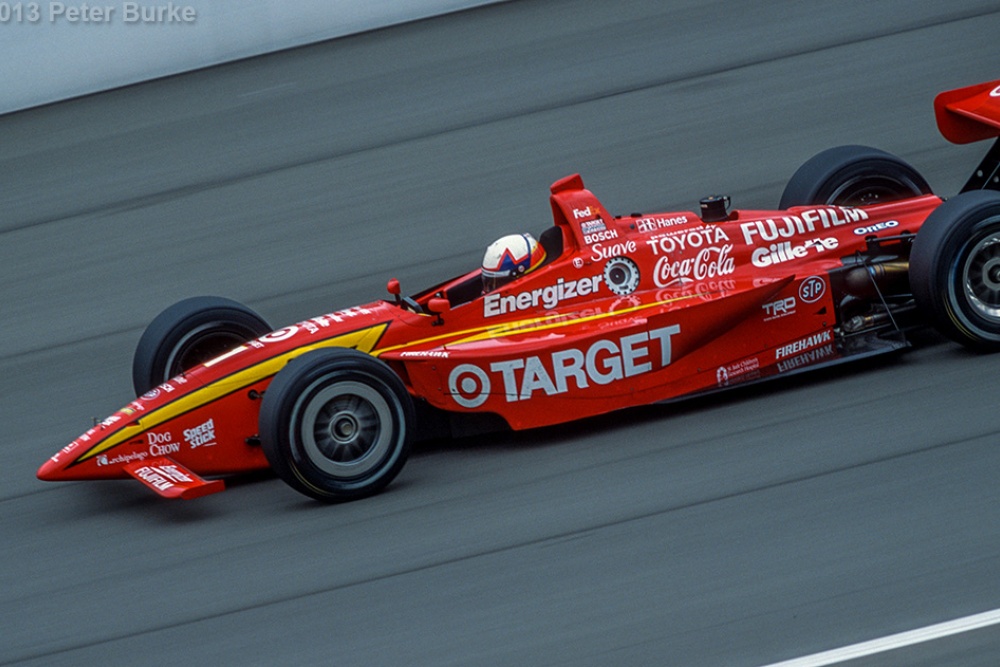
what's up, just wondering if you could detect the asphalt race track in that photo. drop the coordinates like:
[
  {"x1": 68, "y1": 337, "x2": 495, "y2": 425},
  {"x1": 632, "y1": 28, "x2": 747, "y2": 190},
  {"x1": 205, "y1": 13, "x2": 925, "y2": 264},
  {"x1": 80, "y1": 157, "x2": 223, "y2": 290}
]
[{"x1": 4, "y1": 2, "x2": 1000, "y2": 665}]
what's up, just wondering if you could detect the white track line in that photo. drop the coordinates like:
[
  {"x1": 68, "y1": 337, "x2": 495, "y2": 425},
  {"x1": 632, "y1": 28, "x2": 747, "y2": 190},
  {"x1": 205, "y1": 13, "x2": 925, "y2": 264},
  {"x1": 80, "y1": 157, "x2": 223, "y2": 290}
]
[{"x1": 757, "y1": 608, "x2": 1000, "y2": 667}]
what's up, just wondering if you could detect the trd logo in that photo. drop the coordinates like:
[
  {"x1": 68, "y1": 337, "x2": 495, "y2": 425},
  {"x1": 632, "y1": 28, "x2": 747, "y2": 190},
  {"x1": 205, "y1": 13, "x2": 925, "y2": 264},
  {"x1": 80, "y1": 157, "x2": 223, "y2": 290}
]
[{"x1": 763, "y1": 297, "x2": 796, "y2": 319}]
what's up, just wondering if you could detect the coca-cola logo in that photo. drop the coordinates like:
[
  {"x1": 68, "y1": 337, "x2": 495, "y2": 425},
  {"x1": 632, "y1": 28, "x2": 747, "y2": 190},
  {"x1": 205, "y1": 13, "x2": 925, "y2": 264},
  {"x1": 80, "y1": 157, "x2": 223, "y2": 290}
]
[{"x1": 653, "y1": 244, "x2": 735, "y2": 288}]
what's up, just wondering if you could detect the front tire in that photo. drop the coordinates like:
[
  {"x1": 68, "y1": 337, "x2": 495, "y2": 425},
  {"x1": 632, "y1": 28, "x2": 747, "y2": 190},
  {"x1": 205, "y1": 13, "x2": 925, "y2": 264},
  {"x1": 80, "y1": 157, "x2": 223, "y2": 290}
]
[
  {"x1": 259, "y1": 349, "x2": 414, "y2": 502},
  {"x1": 910, "y1": 190, "x2": 1000, "y2": 351},
  {"x1": 779, "y1": 145, "x2": 931, "y2": 208},
  {"x1": 133, "y1": 296, "x2": 272, "y2": 396}
]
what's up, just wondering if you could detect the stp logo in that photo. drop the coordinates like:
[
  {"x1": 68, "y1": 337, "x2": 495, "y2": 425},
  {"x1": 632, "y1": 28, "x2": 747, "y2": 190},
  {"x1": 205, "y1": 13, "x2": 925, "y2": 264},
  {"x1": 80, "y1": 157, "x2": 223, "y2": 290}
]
[{"x1": 799, "y1": 275, "x2": 826, "y2": 303}]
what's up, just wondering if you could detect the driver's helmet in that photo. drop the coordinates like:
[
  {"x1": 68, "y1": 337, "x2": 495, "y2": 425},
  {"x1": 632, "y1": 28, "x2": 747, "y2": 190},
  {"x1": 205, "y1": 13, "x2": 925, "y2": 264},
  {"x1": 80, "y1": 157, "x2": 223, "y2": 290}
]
[{"x1": 481, "y1": 233, "x2": 546, "y2": 292}]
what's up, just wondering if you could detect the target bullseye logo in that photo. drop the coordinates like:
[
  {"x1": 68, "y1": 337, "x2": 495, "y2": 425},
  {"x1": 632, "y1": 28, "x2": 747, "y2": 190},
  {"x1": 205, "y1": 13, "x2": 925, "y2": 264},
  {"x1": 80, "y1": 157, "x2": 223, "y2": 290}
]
[
  {"x1": 259, "y1": 326, "x2": 298, "y2": 343},
  {"x1": 448, "y1": 364, "x2": 491, "y2": 408}
]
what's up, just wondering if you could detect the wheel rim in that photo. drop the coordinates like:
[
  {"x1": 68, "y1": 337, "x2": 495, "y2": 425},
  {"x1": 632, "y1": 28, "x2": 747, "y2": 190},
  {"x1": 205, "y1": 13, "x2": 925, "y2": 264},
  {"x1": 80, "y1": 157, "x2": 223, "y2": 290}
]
[
  {"x1": 296, "y1": 380, "x2": 395, "y2": 479},
  {"x1": 961, "y1": 231, "x2": 1000, "y2": 322},
  {"x1": 166, "y1": 323, "x2": 249, "y2": 379},
  {"x1": 828, "y1": 175, "x2": 918, "y2": 206}
]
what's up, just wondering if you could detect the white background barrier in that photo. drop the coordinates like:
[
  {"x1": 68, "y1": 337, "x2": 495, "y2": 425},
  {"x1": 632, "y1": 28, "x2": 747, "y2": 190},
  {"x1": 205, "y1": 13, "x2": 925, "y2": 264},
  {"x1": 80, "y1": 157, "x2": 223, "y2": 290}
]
[{"x1": 0, "y1": 0, "x2": 504, "y2": 115}]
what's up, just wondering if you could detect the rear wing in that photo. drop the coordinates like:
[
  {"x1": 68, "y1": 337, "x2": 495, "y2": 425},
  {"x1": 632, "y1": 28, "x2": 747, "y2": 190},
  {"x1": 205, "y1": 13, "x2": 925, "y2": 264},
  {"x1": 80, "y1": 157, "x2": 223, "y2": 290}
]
[
  {"x1": 935, "y1": 79, "x2": 1000, "y2": 192},
  {"x1": 935, "y1": 79, "x2": 1000, "y2": 144}
]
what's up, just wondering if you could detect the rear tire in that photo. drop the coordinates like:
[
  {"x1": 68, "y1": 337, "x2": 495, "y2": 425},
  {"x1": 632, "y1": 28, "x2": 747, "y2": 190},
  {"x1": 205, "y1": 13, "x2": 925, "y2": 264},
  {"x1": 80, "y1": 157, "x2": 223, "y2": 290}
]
[
  {"x1": 779, "y1": 145, "x2": 931, "y2": 208},
  {"x1": 910, "y1": 190, "x2": 1000, "y2": 351},
  {"x1": 133, "y1": 296, "x2": 272, "y2": 396},
  {"x1": 259, "y1": 349, "x2": 414, "y2": 502}
]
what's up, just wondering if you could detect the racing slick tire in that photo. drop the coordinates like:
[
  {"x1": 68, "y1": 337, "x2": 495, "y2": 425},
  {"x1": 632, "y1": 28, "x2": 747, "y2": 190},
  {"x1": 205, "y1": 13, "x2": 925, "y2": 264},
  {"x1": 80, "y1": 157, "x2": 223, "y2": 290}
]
[
  {"x1": 259, "y1": 348, "x2": 414, "y2": 502},
  {"x1": 910, "y1": 190, "x2": 1000, "y2": 351},
  {"x1": 779, "y1": 145, "x2": 932, "y2": 208},
  {"x1": 132, "y1": 296, "x2": 272, "y2": 396}
]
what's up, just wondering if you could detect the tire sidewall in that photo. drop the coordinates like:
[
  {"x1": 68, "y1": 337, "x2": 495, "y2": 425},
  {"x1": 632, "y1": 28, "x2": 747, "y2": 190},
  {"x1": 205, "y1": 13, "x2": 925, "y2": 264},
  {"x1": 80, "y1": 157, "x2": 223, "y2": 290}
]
[
  {"x1": 133, "y1": 296, "x2": 271, "y2": 396},
  {"x1": 911, "y1": 191, "x2": 1000, "y2": 348},
  {"x1": 779, "y1": 145, "x2": 931, "y2": 208},
  {"x1": 260, "y1": 349, "x2": 413, "y2": 502}
]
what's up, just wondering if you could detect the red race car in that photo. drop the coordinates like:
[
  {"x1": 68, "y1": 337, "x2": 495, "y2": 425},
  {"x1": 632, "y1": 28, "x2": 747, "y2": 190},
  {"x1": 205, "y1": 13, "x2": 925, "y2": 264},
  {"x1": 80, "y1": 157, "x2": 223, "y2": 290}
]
[{"x1": 38, "y1": 79, "x2": 1000, "y2": 502}]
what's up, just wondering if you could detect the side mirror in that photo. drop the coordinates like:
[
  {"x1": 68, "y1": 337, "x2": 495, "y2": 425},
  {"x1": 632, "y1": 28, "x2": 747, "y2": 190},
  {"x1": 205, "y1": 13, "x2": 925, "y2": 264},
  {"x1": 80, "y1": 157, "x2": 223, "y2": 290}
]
[
  {"x1": 386, "y1": 278, "x2": 401, "y2": 304},
  {"x1": 427, "y1": 297, "x2": 451, "y2": 325},
  {"x1": 427, "y1": 297, "x2": 451, "y2": 315}
]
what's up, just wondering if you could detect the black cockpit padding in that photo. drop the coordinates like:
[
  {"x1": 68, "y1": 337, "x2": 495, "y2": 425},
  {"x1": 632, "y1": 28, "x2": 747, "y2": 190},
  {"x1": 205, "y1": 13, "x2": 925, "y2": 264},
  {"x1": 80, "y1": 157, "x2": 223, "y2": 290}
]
[{"x1": 538, "y1": 226, "x2": 564, "y2": 266}]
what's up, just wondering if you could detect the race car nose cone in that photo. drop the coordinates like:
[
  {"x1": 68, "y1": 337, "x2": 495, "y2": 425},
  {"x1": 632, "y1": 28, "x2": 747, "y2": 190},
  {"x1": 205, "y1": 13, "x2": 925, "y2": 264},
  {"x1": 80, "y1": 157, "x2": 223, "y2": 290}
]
[
  {"x1": 36, "y1": 440, "x2": 121, "y2": 482},
  {"x1": 37, "y1": 439, "x2": 89, "y2": 481},
  {"x1": 37, "y1": 455, "x2": 66, "y2": 481}
]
